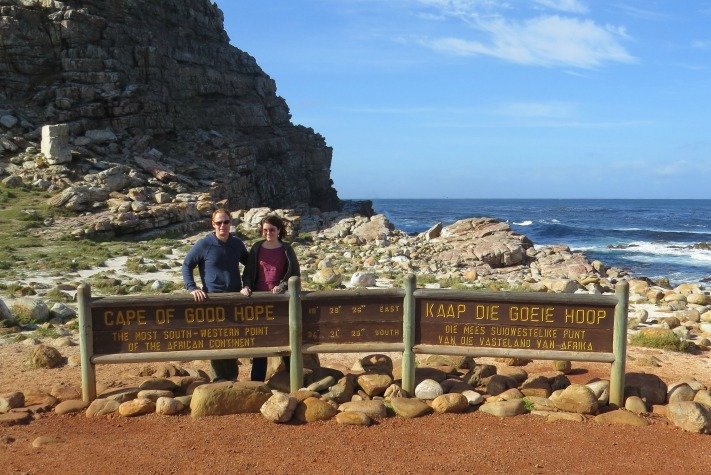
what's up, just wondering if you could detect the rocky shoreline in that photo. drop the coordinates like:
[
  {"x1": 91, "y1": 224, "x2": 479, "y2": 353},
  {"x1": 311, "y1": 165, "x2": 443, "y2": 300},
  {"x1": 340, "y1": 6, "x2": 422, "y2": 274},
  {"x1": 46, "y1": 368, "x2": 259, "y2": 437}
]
[{"x1": 1, "y1": 207, "x2": 710, "y2": 435}]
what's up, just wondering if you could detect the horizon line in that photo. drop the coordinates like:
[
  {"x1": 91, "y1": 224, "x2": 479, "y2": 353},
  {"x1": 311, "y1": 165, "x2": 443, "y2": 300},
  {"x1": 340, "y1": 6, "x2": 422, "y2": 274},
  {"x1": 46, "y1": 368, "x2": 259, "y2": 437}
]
[{"x1": 340, "y1": 197, "x2": 711, "y2": 201}]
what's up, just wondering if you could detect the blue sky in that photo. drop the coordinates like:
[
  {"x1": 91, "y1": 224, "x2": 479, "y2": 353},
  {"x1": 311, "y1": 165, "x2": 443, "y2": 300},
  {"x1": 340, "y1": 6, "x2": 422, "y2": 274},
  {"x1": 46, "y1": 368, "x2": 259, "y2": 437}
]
[{"x1": 216, "y1": 1, "x2": 711, "y2": 199}]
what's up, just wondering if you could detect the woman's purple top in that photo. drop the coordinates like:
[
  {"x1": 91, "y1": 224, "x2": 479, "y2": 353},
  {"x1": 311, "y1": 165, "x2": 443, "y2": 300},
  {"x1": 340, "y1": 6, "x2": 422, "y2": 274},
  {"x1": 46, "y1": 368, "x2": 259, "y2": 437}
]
[{"x1": 255, "y1": 245, "x2": 287, "y2": 291}]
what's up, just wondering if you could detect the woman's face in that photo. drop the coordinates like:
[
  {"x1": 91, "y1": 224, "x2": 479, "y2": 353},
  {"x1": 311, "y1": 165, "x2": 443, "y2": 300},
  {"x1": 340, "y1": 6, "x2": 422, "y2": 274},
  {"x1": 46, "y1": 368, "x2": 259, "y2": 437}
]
[
  {"x1": 212, "y1": 212, "x2": 231, "y2": 241},
  {"x1": 261, "y1": 221, "x2": 280, "y2": 243}
]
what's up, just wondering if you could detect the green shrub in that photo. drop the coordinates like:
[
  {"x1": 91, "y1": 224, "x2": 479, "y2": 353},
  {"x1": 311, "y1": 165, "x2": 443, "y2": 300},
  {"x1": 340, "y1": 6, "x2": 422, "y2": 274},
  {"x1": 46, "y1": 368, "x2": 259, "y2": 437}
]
[
  {"x1": 135, "y1": 240, "x2": 174, "y2": 260},
  {"x1": 308, "y1": 282, "x2": 344, "y2": 291},
  {"x1": 124, "y1": 256, "x2": 145, "y2": 273},
  {"x1": 629, "y1": 330, "x2": 694, "y2": 352},
  {"x1": 45, "y1": 287, "x2": 73, "y2": 303},
  {"x1": 438, "y1": 276, "x2": 466, "y2": 289},
  {"x1": 5, "y1": 283, "x2": 22, "y2": 295},
  {"x1": 88, "y1": 275, "x2": 128, "y2": 295},
  {"x1": 33, "y1": 327, "x2": 60, "y2": 339},
  {"x1": 417, "y1": 274, "x2": 437, "y2": 285},
  {"x1": 160, "y1": 281, "x2": 177, "y2": 293},
  {"x1": 10, "y1": 303, "x2": 34, "y2": 324},
  {"x1": 143, "y1": 281, "x2": 179, "y2": 295}
]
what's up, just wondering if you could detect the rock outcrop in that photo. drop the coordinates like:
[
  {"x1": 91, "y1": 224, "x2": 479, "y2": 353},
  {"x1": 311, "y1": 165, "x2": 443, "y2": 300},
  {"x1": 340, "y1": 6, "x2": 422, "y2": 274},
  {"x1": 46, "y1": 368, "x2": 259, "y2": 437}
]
[{"x1": 0, "y1": 0, "x2": 342, "y2": 236}]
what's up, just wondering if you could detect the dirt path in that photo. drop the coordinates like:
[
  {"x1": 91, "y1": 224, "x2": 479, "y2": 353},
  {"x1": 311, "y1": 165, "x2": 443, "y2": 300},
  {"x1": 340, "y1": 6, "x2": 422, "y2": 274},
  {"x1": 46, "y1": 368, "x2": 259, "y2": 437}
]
[
  {"x1": 2, "y1": 409, "x2": 711, "y2": 474},
  {"x1": 1, "y1": 345, "x2": 710, "y2": 474}
]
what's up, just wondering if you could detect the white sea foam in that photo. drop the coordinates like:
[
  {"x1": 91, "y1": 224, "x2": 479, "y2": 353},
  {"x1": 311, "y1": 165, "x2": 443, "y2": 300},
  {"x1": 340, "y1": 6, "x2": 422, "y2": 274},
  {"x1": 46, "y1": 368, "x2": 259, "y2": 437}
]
[
  {"x1": 573, "y1": 240, "x2": 711, "y2": 261},
  {"x1": 513, "y1": 220, "x2": 533, "y2": 226},
  {"x1": 598, "y1": 241, "x2": 711, "y2": 263},
  {"x1": 610, "y1": 226, "x2": 710, "y2": 235}
]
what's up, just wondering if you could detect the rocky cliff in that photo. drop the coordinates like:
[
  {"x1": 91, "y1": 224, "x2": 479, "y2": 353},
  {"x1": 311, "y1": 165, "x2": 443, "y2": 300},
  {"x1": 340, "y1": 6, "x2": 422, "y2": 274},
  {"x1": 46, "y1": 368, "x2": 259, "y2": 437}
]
[{"x1": 0, "y1": 0, "x2": 343, "y2": 235}]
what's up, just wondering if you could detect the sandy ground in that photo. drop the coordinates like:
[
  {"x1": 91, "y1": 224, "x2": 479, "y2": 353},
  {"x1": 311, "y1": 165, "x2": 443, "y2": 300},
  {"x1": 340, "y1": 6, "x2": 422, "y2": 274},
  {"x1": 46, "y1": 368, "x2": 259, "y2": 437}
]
[{"x1": 1, "y1": 342, "x2": 710, "y2": 474}]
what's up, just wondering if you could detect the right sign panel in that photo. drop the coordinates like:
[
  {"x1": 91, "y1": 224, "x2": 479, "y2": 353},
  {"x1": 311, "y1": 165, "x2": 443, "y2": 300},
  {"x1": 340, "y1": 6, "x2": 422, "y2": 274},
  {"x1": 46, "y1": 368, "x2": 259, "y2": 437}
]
[{"x1": 416, "y1": 298, "x2": 616, "y2": 353}]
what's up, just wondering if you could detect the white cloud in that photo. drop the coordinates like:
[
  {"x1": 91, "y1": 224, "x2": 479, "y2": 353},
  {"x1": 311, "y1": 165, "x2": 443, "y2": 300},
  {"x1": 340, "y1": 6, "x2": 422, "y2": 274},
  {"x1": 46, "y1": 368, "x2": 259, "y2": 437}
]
[
  {"x1": 612, "y1": 3, "x2": 668, "y2": 21},
  {"x1": 417, "y1": 0, "x2": 503, "y2": 13},
  {"x1": 534, "y1": 0, "x2": 588, "y2": 14},
  {"x1": 423, "y1": 15, "x2": 634, "y2": 68},
  {"x1": 412, "y1": 0, "x2": 633, "y2": 68}
]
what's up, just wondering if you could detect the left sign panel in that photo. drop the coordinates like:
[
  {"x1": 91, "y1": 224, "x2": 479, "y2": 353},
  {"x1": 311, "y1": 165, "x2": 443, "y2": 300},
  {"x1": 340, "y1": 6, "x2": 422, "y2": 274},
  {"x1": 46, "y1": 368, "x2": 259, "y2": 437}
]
[{"x1": 91, "y1": 298, "x2": 290, "y2": 354}]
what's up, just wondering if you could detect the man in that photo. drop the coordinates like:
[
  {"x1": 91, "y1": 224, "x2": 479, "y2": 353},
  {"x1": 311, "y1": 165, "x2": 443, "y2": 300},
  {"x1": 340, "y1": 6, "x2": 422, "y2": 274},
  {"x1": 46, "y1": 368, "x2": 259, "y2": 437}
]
[{"x1": 181, "y1": 208, "x2": 248, "y2": 381}]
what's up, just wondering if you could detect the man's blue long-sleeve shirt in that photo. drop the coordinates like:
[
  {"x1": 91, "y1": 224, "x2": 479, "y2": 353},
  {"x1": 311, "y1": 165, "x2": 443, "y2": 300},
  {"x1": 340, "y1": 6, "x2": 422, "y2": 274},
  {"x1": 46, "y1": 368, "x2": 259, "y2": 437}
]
[{"x1": 181, "y1": 233, "x2": 248, "y2": 293}]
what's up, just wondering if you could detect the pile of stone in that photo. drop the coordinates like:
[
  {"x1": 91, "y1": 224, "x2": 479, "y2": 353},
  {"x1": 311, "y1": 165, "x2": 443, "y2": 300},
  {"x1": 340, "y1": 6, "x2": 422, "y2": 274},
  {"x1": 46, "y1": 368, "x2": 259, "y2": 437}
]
[
  {"x1": 2, "y1": 209, "x2": 710, "y2": 348},
  {"x1": 1, "y1": 354, "x2": 710, "y2": 434},
  {"x1": 626, "y1": 280, "x2": 711, "y2": 348},
  {"x1": 299, "y1": 214, "x2": 617, "y2": 289}
]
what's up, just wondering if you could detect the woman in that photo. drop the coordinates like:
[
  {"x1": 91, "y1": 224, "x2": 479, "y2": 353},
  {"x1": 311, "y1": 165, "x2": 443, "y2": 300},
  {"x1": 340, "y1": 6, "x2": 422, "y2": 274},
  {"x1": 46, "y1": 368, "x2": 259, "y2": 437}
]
[
  {"x1": 240, "y1": 215, "x2": 300, "y2": 380},
  {"x1": 182, "y1": 208, "x2": 248, "y2": 381}
]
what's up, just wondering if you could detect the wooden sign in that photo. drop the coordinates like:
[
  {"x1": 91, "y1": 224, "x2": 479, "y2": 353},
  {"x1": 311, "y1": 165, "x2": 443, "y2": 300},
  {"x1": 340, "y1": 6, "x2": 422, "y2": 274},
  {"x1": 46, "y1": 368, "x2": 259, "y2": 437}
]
[
  {"x1": 90, "y1": 296, "x2": 289, "y2": 354},
  {"x1": 302, "y1": 298, "x2": 403, "y2": 344},
  {"x1": 78, "y1": 277, "x2": 628, "y2": 406},
  {"x1": 416, "y1": 298, "x2": 616, "y2": 353}
]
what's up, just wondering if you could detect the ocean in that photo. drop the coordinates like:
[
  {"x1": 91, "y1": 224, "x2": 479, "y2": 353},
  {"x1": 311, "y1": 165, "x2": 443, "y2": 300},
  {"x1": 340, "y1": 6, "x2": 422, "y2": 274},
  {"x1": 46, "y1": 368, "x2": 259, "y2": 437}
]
[{"x1": 371, "y1": 199, "x2": 711, "y2": 286}]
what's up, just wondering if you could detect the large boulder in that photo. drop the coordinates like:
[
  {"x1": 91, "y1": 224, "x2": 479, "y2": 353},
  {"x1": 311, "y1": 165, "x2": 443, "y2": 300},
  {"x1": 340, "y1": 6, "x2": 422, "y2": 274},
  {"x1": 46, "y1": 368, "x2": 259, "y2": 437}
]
[
  {"x1": 551, "y1": 384, "x2": 598, "y2": 414},
  {"x1": 625, "y1": 373, "x2": 667, "y2": 406},
  {"x1": 260, "y1": 392, "x2": 298, "y2": 423},
  {"x1": 431, "y1": 393, "x2": 468, "y2": 414},
  {"x1": 350, "y1": 215, "x2": 394, "y2": 242},
  {"x1": 86, "y1": 398, "x2": 120, "y2": 417},
  {"x1": 40, "y1": 124, "x2": 71, "y2": 164},
  {"x1": 666, "y1": 401, "x2": 711, "y2": 434},
  {"x1": 293, "y1": 397, "x2": 338, "y2": 423},
  {"x1": 0, "y1": 392, "x2": 24, "y2": 414},
  {"x1": 594, "y1": 409, "x2": 649, "y2": 427},
  {"x1": 338, "y1": 400, "x2": 388, "y2": 419},
  {"x1": 29, "y1": 345, "x2": 64, "y2": 369},
  {"x1": 356, "y1": 373, "x2": 392, "y2": 397},
  {"x1": 0, "y1": 299, "x2": 13, "y2": 324},
  {"x1": 190, "y1": 382, "x2": 271, "y2": 417},
  {"x1": 47, "y1": 185, "x2": 111, "y2": 212},
  {"x1": 10, "y1": 298, "x2": 50, "y2": 323},
  {"x1": 118, "y1": 398, "x2": 155, "y2": 417},
  {"x1": 479, "y1": 399, "x2": 526, "y2": 417},
  {"x1": 437, "y1": 218, "x2": 532, "y2": 268},
  {"x1": 389, "y1": 397, "x2": 432, "y2": 418}
]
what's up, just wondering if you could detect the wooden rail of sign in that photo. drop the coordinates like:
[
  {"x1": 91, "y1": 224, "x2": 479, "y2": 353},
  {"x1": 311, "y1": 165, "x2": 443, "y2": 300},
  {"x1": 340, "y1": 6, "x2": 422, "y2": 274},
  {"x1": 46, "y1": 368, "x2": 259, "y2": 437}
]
[{"x1": 78, "y1": 275, "x2": 628, "y2": 406}]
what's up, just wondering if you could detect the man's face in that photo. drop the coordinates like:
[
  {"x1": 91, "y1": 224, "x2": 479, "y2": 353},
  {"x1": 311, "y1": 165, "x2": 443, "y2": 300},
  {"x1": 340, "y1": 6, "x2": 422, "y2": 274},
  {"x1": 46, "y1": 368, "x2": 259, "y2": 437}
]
[{"x1": 212, "y1": 213, "x2": 231, "y2": 240}]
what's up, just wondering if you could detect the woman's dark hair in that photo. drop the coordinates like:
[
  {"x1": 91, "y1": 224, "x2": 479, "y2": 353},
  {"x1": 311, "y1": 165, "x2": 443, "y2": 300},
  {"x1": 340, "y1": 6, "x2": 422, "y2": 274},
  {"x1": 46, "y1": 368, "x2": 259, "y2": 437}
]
[{"x1": 261, "y1": 215, "x2": 287, "y2": 240}]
